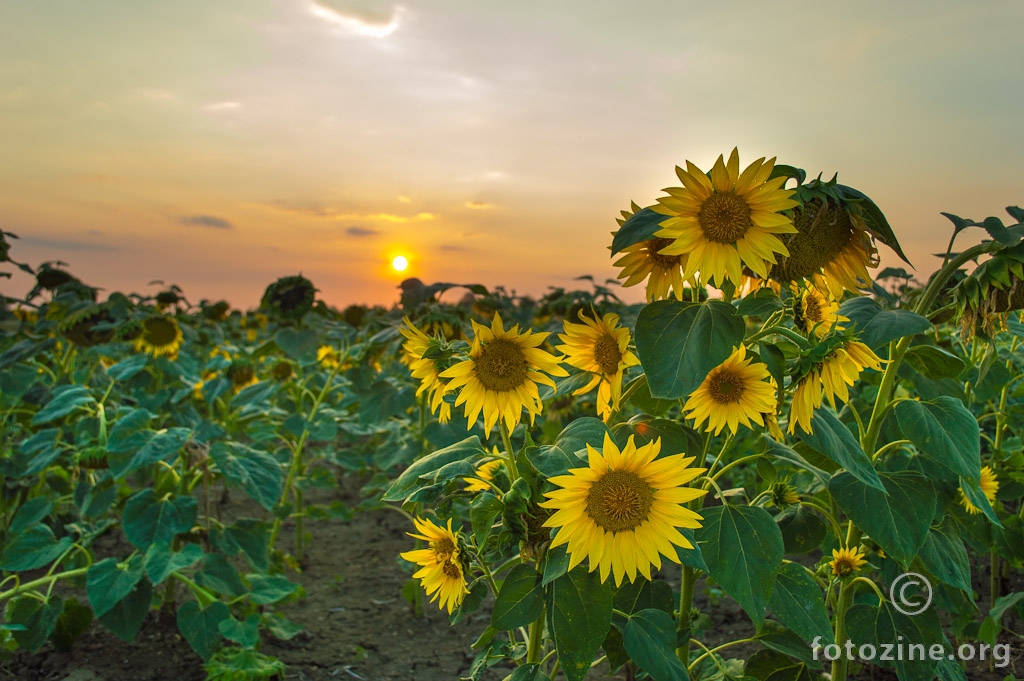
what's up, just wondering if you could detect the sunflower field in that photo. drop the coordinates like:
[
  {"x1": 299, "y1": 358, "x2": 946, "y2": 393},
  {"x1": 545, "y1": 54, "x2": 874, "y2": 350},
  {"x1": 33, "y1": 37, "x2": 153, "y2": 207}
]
[{"x1": 2, "y1": 150, "x2": 1023, "y2": 681}]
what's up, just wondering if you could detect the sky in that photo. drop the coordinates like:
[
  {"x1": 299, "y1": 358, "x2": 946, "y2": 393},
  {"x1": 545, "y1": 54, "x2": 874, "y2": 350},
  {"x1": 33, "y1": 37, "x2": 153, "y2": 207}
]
[{"x1": 2, "y1": 0, "x2": 1023, "y2": 309}]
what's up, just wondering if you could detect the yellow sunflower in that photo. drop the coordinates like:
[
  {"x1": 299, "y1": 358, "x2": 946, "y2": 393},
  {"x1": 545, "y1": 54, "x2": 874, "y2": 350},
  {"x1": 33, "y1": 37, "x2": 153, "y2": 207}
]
[
  {"x1": 793, "y1": 286, "x2": 847, "y2": 339},
  {"x1": 960, "y1": 466, "x2": 999, "y2": 515},
  {"x1": 788, "y1": 340, "x2": 884, "y2": 435},
  {"x1": 683, "y1": 345, "x2": 777, "y2": 436},
  {"x1": 829, "y1": 546, "x2": 867, "y2": 577},
  {"x1": 612, "y1": 202, "x2": 689, "y2": 302},
  {"x1": 439, "y1": 313, "x2": 567, "y2": 436},
  {"x1": 400, "y1": 517, "x2": 469, "y2": 613},
  {"x1": 464, "y1": 458, "x2": 502, "y2": 493},
  {"x1": 317, "y1": 345, "x2": 340, "y2": 369},
  {"x1": 540, "y1": 434, "x2": 707, "y2": 586},
  {"x1": 772, "y1": 198, "x2": 880, "y2": 297},
  {"x1": 134, "y1": 315, "x2": 183, "y2": 358},
  {"x1": 654, "y1": 148, "x2": 798, "y2": 287},
  {"x1": 556, "y1": 310, "x2": 640, "y2": 422},
  {"x1": 400, "y1": 317, "x2": 453, "y2": 424}
]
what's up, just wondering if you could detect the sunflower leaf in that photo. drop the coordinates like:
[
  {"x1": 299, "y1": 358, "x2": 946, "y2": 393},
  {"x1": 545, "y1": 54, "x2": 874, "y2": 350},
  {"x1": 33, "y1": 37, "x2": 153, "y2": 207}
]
[
  {"x1": 610, "y1": 207, "x2": 666, "y2": 255},
  {"x1": 491, "y1": 564, "x2": 544, "y2": 630},
  {"x1": 622, "y1": 608, "x2": 689, "y2": 681},
  {"x1": 547, "y1": 568, "x2": 613, "y2": 681},
  {"x1": 895, "y1": 397, "x2": 980, "y2": 484}
]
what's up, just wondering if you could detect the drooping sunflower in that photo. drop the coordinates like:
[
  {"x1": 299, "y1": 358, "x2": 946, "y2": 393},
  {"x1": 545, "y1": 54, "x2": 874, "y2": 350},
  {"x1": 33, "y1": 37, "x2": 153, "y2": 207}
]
[
  {"x1": 225, "y1": 358, "x2": 258, "y2": 391},
  {"x1": 793, "y1": 286, "x2": 847, "y2": 339},
  {"x1": 556, "y1": 310, "x2": 640, "y2": 421},
  {"x1": 654, "y1": 148, "x2": 798, "y2": 287},
  {"x1": 439, "y1": 313, "x2": 567, "y2": 436},
  {"x1": 400, "y1": 317, "x2": 454, "y2": 424},
  {"x1": 612, "y1": 202, "x2": 688, "y2": 302},
  {"x1": 540, "y1": 434, "x2": 707, "y2": 586},
  {"x1": 960, "y1": 466, "x2": 999, "y2": 515},
  {"x1": 771, "y1": 197, "x2": 879, "y2": 297},
  {"x1": 61, "y1": 303, "x2": 118, "y2": 347},
  {"x1": 683, "y1": 345, "x2": 777, "y2": 436},
  {"x1": 260, "y1": 274, "x2": 316, "y2": 321},
  {"x1": 787, "y1": 339, "x2": 884, "y2": 434},
  {"x1": 134, "y1": 315, "x2": 183, "y2": 358},
  {"x1": 829, "y1": 546, "x2": 867, "y2": 577},
  {"x1": 464, "y1": 458, "x2": 502, "y2": 493},
  {"x1": 400, "y1": 517, "x2": 469, "y2": 614}
]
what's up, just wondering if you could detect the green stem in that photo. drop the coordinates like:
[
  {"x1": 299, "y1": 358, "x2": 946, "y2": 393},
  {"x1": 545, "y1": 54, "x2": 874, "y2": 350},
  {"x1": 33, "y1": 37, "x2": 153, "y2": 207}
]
[
  {"x1": 687, "y1": 636, "x2": 758, "y2": 672},
  {"x1": 745, "y1": 324, "x2": 813, "y2": 349},
  {"x1": 0, "y1": 567, "x2": 89, "y2": 603},
  {"x1": 831, "y1": 580, "x2": 856, "y2": 681},
  {"x1": 526, "y1": 604, "x2": 546, "y2": 664},
  {"x1": 499, "y1": 422, "x2": 519, "y2": 483},
  {"x1": 677, "y1": 565, "x2": 695, "y2": 664}
]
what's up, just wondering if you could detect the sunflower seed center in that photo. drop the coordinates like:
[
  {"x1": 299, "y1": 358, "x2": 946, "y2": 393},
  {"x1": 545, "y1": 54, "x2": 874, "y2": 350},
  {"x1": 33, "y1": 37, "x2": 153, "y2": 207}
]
[
  {"x1": 593, "y1": 335, "x2": 623, "y2": 375},
  {"x1": 646, "y1": 238, "x2": 681, "y2": 269},
  {"x1": 432, "y1": 537, "x2": 455, "y2": 560},
  {"x1": 143, "y1": 317, "x2": 179, "y2": 346},
  {"x1": 475, "y1": 338, "x2": 529, "y2": 392},
  {"x1": 586, "y1": 470, "x2": 654, "y2": 532},
  {"x1": 442, "y1": 560, "x2": 461, "y2": 579},
  {"x1": 708, "y1": 368, "x2": 746, "y2": 404},
  {"x1": 698, "y1": 192, "x2": 752, "y2": 244}
]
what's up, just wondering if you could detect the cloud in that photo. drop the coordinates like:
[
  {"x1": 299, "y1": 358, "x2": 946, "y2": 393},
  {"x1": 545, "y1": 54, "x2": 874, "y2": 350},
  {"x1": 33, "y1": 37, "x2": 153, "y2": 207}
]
[
  {"x1": 398, "y1": 195, "x2": 411, "y2": 204},
  {"x1": 345, "y1": 226, "x2": 379, "y2": 236},
  {"x1": 464, "y1": 200, "x2": 491, "y2": 210},
  {"x1": 308, "y1": 2, "x2": 404, "y2": 38},
  {"x1": 179, "y1": 215, "x2": 234, "y2": 229},
  {"x1": 205, "y1": 101, "x2": 241, "y2": 112},
  {"x1": 19, "y1": 237, "x2": 122, "y2": 252},
  {"x1": 265, "y1": 200, "x2": 436, "y2": 223},
  {"x1": 437, "y1": 244, "x2": 466, "y2": 252}
]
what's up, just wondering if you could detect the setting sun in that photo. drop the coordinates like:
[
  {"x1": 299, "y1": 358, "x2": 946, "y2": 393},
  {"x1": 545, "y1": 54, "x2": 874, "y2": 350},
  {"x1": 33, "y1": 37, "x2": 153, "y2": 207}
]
[{"x1": 391, "y1": 255, "x2": 409, "y2": 272}]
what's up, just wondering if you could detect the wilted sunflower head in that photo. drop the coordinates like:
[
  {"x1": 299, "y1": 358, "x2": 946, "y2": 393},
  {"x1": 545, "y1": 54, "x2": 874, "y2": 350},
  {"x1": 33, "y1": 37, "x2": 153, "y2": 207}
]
[
  {"x1": 954, "y1": 241, "x2": 1024, "y2": 339},
  {"x1": 155, "y1": 289, "x2": 182, "y2": 309},
  {"x1": 271, "y1": 359, "x2": 294, "y2": 382},
  {"x1": 342, "y1": 304, "x2": 367, "y2": 328},
  {"x1": 260, "y1": 274, "x2": 317, "y2": 321},
  {"x1": 60, "y1": 303, "x2": 119, "y2": 347},
  {"x1": 134, "y1": 315, "x2": 184, "y2": 358},
  {"x1": 35, "y1": 264, "x2": 78, "y2": 291},
  {"x1": 201, "y1": 300, "x2": 231, "y2": 322},
  {"x1": 226, "y1": 358, "x2": 257, "y2": 389}
]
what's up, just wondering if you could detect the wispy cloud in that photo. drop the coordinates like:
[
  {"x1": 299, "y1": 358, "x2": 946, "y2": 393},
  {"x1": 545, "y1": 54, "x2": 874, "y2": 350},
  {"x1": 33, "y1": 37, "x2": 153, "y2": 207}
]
[
  {"x1": 19, "y1": 237, "x2": 121, "y2": 252},
  {"x1": 345, "y1": 226, "x2": 379, "y2": 236},
  {"x1": 266, "y1": 200, "x2": 436, "y2": 223},
  {"x1": 308, "y1": 2, "x2": 403, "y2": 38},
  {"x1": 205, "y1": 101, "x2": 241, "y2": 112},
  {"x1": 464, "y1": 200, "x2": 491, "y2": 210},
  {"x1": 179, "y1": 214, "x2": 233, "y2": 229}
]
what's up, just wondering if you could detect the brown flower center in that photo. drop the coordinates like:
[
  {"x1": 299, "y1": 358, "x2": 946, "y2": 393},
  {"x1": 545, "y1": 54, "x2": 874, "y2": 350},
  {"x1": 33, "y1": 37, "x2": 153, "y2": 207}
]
[
  {"x1": 475, "y1": 338, "x2": 529, "y2": 392},
  {"x1": 143, "y1": 317, "x2": 179, "y2": 346},
  {"x1": 646, "y1": 238, "x2": 682, "y2": 269},
  {"x1": 442, "y1": 560, "x2": 462, "y2": 579},
  {"x1": 772, "y1": 199, "x2": 861, "y2": 282},
  {"x1": 708, "y1": 368, "x2": 746, "y2": 404},
  {"x1": 593, "y1": 334, "x2": 623, "y2": 375},
  {"x1": 432, "y1": 537, "x2": 455, "y2": 560},
  {"x1": 586, "y1": 470, "x2": 654, "y2": 532},
  {"x1": 698, "y1": 192, "x2": 752, "y2": 244}
]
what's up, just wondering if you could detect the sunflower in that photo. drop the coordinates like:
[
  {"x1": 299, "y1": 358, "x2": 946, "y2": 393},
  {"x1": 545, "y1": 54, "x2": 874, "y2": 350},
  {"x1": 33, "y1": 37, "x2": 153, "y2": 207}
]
[
  {"x1": 134, "y1": 315, "x2": 183, "y2": 358},
  {"x1": 317, "y1": 345, "x2": 341, "y2": 369},
  {"x1": 772, "y1": 198, "x2": 879, "y2": 297},
  {"x1": 439, "y1": 313, "x2": 567, "y2": 436},
  {"x1": 225, "y1": 359, "x2": 258, "y2": 390},
  {"x1": 556, "y1": 310, "x2": 640, "y2": 421},
  {"x1": 260, "y1": 274, "x2": 316, "y2": 321},
  {"x1": 961, "y1": 466, "x2": 1000, "y2": 515},
  {"x1": 464, "y1": 459, "x2": 502, "y2": 493},
  {"x1": 612, "y1": 202, "x2": 687, "y2": 302},
  {"x1": 793, "y1": 286, "x2": 847, "y2": 339},
  {"x1": 400, "y1": 317, "x2": 454, "y2": 424},
  {"x1": 193, "y1": 370, "x2": 218, "y2": 401},
  {"x1": 770, "y1": 480, "x2": 800, "y2": 508},
  {"x1": 683, "y1": 345, "x2": 777, "y2": 436},
  {"x1": 61, "y1": 304, "x2": 118, "y2": 347},
  {"x1": 400, "y1": 517, "x2": 469, "y2": 614},
  {"x1": 270, "y1": 359, "x2": 294, "y2": 382},
  {"x1": 653, "y1": 148, "x2": 798, "y2": 287},
  {"x1": 829, "y1": 546, "x2": 867, "y2": 577},
  {"x1": 788, "y1": 340, "x2": 884, "y2": 434},
  {"x1": 540, "y1": 434, "x2": 707, "y2": 586}
]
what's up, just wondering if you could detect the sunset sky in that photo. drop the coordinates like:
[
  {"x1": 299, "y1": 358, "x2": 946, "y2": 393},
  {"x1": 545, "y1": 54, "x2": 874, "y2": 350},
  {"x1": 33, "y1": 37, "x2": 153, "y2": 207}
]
[{"x1": 2, "y1": 1, "x2": 1022, "y2": 309}]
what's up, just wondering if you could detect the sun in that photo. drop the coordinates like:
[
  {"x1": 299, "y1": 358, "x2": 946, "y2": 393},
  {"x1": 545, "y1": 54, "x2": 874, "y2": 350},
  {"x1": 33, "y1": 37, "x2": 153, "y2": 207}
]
[{"x1": 392, "y1": 255, "x2": 409, "y2": 272}]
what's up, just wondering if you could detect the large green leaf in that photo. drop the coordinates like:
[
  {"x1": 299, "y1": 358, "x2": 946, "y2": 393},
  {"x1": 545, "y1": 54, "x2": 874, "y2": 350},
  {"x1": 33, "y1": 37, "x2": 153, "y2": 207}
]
[
  {"x1": 209, "y1": 442, "x2": 285, "y2": 511},
  {"x1": 622, "y1": 609, "x2": 689, "y2": 681},
  {"x1": 247, "y1": 575, "x2": 299, "y2": 605},
  {"x1": 895, "y1": 397, "x2": 980, "y2": 483},
  {"x1": 634, "y1": 300, "x2": 745, "y2": 400},
  {"x1": 144, "y1": 542, "x2": 204, "y2": 585},
  {"x1": 845, "y1": 601, "x2": 947, "y2": 681},
  {"x1": 744, "y1": 649, "x2": 813, "y2": 681},
  {"x1": 776, "y1": 504, "x2": 827, "y2": 555},
  {"x1": 6, "y1": 595, "x2": 64, "y2": 653},
  {"x1": 828, "y1": 471, "x2": 935, "y2": 564},
  {"x1": 611, "y1": 417, "x2": 703, "y2": 461},
  {"x1": 547, "y1": 567, "x2": 613, "y2": 681},
  {"x1": 98, "y1": 578, "x2": 152, "y2": 642},
  {"x1": 530, "y1": 418, "x2": 610, "y2": 478},
  {"x1": 917, "y1": 526, "x2": 971, "y2": 593},
  {"x1": 696, "y1": 505, "x2": 784, "y2": 627},
  {"x1": 0, "y1": 525, "x2": 72, "y2": 572},
  {"x1": 767, "y1": 563, "x2": 832, "y2": 644},
  {"x1": 836, "y1": 298, "x2": 930, "y2": 350},
  {"x1": 49, "y1": 597, "x2": 92, "y2": 651},
  {"x1": 381, "y1": 436, "x2": 485, "y2": 502},
  {"x1": 105, "y1": 353, "x2": 148, "y2": 381},
  {"x1": 274, "y1": 327, "x2": 320, "y2": 361},
  {"x1": 123, "y1": 488, "x2": 197, "y2": 550},
  {"x1": 31, "y1": 385, "x2": 95, "y2": 426},
  {"x1": 761, "y1": 436, "x2": 830, "y2": 488},
  {"x1": 87, "y1": 555, "x2": 145, "y2": 618},
  {"x1": 194, "y1": 554, "x2": 248, "y2": 598},
  {"x1": 610, "y1": 206, "x2": 665, "y2": 254},
  {"x1": 109, "y1": 427, "x2": 191, "y2": 478},
  {"x1": 613, "y1": 579, "x2": 674, "y2": 618},
  {"x1": 904, "y1": 346, "x2": 965, "y2": 379},
  {"x1": 797, "y1": 409, "x2": 882, "y2": 490},
  {"x1": 177, "y1": 600, "x2": 230, "y2": 661},
  {"x1": 491, "y1": 564, "x2": 545, "y2": 630}
]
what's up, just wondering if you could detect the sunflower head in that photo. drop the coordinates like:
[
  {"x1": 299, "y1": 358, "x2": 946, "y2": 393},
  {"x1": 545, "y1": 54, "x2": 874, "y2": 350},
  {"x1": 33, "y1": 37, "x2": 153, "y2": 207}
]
[
  {"x1": 954, "y1": 241, "x2": 1024, "y2": 340},
  {"x1": 829, "y1": 546, "x2": 867, "y2": 577},
  {"x1": 260, "y1": 274, "x2": 317, "y2": 322},
  {"x1": 226, "y1": 358, "x2": 257, "y2": 389},
  {"x1": 201, "y1": 300, "x2": 231, "y2": 322},
  {"x1": 317, "y1": 345, "x2": 341, "y2": 369},
  {"x1": 792, "y1": 285, "x2": 847, "y2": 339},
  {"x1": 541, "y1": 434, "x2": 707, "y2": 586},
  {"x1": 35, "y1": 264, "x2": 78, "y2": 291},
  {"x1": 342, "y1": 304, "x2": 368, "y2": 328},
  {"x1": 960, "y1": 466, "x2": 999, "y2": 515},
  {"x1": 557, "y1": 309, "x2": 640, "y2": 421},
  {"x1": 683, "y1": 344, "x2": 777, "y2": 436},
  {"x1": 770, "y1": 480, "x2": 800, "y2": 508},
  {"x1": 271, "y1": 359, "x2": 294, "y2": 382},
  {"x1": 134, "y1": 315, "x2": 184, "y2": 358},
  {"x1": 653, "y1": 148, "x2": 798, "y2": 287},
  {"x1": 400, "y1": 517, "x2": 469, "y2": 614},
  {"x1": 155, "y1": 289, "x2": 183, "y2": 310},
  {"x1": 463, "y1": 458, "x2": 502, "y2": 493},
  {"x1": 60, "y1": 303, "x2": 119, "y2": 347},
  {"x1": 787, "y1": 335, "x2": 884, "y2": 434}
]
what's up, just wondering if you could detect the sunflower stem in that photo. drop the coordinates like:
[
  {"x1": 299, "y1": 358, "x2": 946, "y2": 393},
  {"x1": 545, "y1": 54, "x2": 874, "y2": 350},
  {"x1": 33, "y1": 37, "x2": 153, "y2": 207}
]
[
  {"x1": 830, "y1": 580, "x2": 856, "y2": 681},
  {"x1": 526, "y1": 604, "x2": 546, "y2": 664},
  {"x1": 499, "y1": 422, "x2": 519, "y2": 483},
  {"x1": 677, "y1": 564, "x2": 695, "y2": 665}
]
